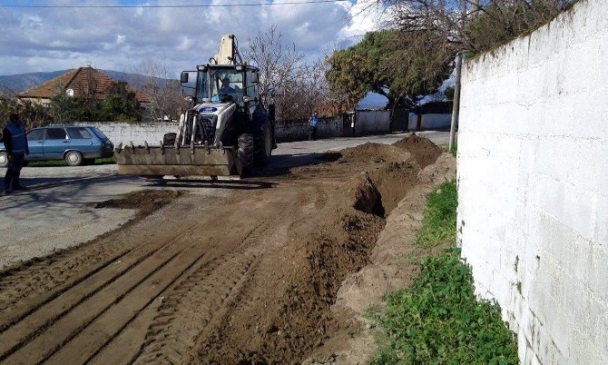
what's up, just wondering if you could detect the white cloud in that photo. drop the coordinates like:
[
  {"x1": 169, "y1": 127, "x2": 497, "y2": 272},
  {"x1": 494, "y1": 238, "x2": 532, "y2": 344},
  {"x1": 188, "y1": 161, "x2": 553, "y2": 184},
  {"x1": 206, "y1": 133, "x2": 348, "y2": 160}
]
[{"x1": 0, "y1": 0, "x2": 393, "y2": 77}]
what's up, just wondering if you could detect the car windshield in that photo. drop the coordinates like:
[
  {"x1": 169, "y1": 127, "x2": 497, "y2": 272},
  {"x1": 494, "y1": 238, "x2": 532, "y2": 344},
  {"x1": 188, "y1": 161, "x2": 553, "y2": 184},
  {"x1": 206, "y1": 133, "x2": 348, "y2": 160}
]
[{"x1": 196, "y1": 68, "x2": 244, "y2": 104}]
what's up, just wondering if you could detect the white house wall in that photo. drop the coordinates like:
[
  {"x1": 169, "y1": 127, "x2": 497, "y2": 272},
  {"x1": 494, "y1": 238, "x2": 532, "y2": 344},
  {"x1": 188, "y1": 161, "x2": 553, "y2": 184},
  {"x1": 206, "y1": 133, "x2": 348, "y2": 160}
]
[{"x1": 458, "y1": 1, "x2": 608, "y2": 364}]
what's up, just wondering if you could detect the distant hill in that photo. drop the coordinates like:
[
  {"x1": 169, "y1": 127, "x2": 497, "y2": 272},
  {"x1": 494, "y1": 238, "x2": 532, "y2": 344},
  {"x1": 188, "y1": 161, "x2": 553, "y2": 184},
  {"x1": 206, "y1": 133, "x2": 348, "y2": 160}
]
[
  {"x1": 0, "y1": 69, "x2": 174, "y2": 95},
  {"x1": 0, "y1": 70, "x2": 69, "y2": 95}
]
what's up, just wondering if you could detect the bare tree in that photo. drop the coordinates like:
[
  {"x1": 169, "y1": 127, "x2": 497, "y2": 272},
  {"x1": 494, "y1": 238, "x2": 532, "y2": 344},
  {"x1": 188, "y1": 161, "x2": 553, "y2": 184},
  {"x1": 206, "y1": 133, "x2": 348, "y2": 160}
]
[
  {"x1": 129, "y1": 60, "x2": 189, "y2": 122},
  {"x1": 244, "y1": 25, "x2": 328, "y2": 121}
]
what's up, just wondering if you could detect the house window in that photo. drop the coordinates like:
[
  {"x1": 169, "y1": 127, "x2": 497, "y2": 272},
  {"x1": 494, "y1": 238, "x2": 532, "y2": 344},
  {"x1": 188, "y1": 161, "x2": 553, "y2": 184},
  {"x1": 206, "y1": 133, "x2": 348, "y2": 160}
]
[{"x1": 66, "y1": 88, "x2": 74, "y2": 97}]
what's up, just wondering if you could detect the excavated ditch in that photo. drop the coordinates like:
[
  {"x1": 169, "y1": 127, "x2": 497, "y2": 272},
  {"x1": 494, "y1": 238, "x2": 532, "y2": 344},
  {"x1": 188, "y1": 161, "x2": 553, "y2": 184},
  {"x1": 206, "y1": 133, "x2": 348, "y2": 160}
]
[{"x1": 192, "y1": 135, "x2": 445, "y2": 364}]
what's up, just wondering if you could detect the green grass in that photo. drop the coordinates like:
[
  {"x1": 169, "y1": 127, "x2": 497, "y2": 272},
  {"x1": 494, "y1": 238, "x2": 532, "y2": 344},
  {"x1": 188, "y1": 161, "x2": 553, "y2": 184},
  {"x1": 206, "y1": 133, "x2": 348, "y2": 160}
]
[
  {"x1": 26, "y1": 156, "x2": 116, "y2": 167},
  {"x1": 415, "y1": 180, "x2": 458, "y2": 248},
  {"x1": 367, "y1": 181, "x2": 519, "y2": 365},
  {"x1": 438, "y1": 143, "x2": 457, "y2": 157}
]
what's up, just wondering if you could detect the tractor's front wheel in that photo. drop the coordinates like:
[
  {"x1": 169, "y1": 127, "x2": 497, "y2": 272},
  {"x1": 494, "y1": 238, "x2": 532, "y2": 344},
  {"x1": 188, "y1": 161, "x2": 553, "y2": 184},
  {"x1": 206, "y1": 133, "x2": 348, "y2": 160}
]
[{"x1": 236, "y1": 133, "x2": 254, "y2": 178}]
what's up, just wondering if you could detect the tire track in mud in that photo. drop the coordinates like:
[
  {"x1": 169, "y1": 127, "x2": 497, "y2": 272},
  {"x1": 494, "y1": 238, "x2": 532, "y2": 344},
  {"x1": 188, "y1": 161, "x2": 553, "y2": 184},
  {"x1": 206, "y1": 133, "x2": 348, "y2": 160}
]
[
  {"x1": 134, "y1": 247, "x2": 263, "y2": 365},
  {"x1": 0, "y1": 225, "x2": 201, "y2": 365},
  {"x1": 0, "y1": 191, "x2": 188, "y2": 328},
  {"x1": 131, "y1": 189, "x2": 307, "y2": 365},
  {"x1": 0, "y1": 193, "x2": 221, "y2": 365},
  {"x1": 0, "y1": 183, "x2": 308, "y2": 365}
]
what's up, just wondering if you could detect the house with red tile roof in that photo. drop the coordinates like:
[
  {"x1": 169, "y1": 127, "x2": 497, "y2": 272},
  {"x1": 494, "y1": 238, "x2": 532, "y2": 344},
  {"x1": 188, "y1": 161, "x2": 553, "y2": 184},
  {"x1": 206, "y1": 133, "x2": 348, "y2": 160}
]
[{"x1": 17, "y1": 66, "x2": 150, "y2": 106}]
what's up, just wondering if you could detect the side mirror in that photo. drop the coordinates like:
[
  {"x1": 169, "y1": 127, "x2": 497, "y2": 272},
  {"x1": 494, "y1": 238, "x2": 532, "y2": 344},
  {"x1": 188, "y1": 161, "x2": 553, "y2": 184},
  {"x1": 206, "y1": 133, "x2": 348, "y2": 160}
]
[
  {"x1": 180, "y1": 72, "x2": 189, "y2": 83},
  {"x1": 252, "y1": 72, "x2": 259, "y2": 84}
]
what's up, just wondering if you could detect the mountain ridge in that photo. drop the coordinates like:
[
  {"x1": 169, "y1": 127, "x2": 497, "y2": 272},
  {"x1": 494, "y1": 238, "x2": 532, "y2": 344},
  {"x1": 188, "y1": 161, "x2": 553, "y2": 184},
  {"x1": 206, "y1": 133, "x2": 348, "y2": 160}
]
[{"x1": 0, "y1": 69, "x2": 173, "y2": 95}]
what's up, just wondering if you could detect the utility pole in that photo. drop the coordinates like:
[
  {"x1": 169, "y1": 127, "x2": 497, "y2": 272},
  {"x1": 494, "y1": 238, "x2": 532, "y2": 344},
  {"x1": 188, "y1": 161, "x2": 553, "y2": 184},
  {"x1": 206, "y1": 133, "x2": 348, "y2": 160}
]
[
  {"x1": 448, "y1": 0, "x2": 468, "y2": 153},
  {"x1": 449, "y1": 55, "x2": 461, "y2": 153}
]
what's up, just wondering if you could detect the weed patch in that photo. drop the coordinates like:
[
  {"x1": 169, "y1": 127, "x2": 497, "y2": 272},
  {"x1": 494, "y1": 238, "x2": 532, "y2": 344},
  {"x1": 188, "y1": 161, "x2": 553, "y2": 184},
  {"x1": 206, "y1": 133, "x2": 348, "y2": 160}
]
[
  {"x1": 368, "y1": 248, "x2": 518, "y2": 365},
  {"x1": 415, "y1": 180, "x2": 457, "y2": 248},
  {"x1": 368, "y1": 180, "x2": 518, "y2": 365}
]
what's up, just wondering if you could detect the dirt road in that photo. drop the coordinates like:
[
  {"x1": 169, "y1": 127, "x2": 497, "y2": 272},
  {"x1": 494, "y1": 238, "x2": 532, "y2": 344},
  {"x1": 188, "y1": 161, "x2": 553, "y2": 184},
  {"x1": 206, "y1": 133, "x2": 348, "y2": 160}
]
[{"x1": 0, "y1": 134, "x2": 455, "y2": 365}]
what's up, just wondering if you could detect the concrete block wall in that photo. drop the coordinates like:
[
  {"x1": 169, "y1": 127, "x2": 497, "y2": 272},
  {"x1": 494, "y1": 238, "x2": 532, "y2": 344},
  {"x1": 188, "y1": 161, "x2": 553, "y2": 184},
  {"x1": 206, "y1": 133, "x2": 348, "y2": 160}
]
[
  {"x1": 81, "y1": 110, "x2": 394, "y2": 146},
  {"x1": 356, "y1": 110, "x2": 391, "y2": 136},
  {"x1": 275, "y1": 117, "x2": 343, "y2": 142},
  {"x1": 79, "y1": 118, "x2": 343, "y2": 146},
  {"x1": 458, "y1": 1, "x2": 608, "y2": 364},
  {"x1": 407, "y1": 113, "x2": 451, "y2": 131}
]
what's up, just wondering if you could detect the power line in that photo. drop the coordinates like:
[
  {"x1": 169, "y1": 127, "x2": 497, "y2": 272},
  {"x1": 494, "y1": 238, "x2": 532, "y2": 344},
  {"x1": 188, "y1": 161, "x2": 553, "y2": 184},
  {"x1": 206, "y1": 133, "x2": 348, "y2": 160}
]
[{"x1": 0, "y1": 0, "x2": 350, "y2": 8}]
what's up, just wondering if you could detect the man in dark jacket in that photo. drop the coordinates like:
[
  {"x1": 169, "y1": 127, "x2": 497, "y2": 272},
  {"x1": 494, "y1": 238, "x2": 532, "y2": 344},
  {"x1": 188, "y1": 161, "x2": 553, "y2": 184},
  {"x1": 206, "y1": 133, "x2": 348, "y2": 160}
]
[{"x1": 3, "y1": 113, "x2": 29, "y2": 194}]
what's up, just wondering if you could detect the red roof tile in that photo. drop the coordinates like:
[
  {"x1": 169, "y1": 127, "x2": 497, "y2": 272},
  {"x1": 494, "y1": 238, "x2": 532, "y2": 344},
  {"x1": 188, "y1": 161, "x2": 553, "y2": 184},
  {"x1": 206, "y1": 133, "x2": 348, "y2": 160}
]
[{"x1": 18, "y1": 67, "x2": 150, "y2": 103}]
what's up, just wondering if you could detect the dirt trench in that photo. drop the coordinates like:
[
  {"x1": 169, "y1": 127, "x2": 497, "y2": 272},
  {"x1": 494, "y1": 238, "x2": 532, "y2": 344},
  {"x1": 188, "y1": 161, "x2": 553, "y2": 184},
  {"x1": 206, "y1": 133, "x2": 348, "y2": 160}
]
[{"x1": 0, "y1": 135, "x2": 453, "y2": 365}]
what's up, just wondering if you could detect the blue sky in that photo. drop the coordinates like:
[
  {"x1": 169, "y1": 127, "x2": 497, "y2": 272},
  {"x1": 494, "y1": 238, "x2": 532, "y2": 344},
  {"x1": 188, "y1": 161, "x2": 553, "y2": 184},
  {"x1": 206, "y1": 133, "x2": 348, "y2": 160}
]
[{"x1": 0, "y1": 0, "x2": 388, "y2": 77}]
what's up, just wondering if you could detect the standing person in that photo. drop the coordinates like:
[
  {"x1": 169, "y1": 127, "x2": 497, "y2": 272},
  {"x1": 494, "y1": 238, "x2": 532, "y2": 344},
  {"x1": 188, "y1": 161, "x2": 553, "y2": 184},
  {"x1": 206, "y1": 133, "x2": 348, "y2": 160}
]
[
  {"x1": 308, "y1": 111, "x2": 319, "y2": 141},
  {"x1": 3, "y1": 113, "x2": 29, "y2": 194}
]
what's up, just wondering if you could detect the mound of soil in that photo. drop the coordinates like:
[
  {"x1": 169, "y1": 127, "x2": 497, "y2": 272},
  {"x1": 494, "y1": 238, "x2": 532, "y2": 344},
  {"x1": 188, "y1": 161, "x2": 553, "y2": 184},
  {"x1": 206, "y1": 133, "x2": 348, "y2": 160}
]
[{"x1": 92, "y1": 190, "x2": 182, "y2": 218}]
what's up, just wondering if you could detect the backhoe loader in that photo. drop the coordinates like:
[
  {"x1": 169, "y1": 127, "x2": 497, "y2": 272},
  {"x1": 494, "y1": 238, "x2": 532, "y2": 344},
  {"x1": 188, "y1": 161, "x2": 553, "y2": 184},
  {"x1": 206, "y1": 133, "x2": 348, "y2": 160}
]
[{"x1": 115, "y1": 34, "x2": 276, "y2": 178}]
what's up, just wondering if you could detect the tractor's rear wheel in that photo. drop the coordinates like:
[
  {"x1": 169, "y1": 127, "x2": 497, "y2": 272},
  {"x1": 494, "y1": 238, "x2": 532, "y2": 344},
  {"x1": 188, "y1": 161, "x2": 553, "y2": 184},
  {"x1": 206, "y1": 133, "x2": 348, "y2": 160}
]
[
  {"x1": 236, "y1": 133, "x2": 254, "y2": 178},
  {"x1": 254, "y1": 121, "x2": 273, "y2": 167}
]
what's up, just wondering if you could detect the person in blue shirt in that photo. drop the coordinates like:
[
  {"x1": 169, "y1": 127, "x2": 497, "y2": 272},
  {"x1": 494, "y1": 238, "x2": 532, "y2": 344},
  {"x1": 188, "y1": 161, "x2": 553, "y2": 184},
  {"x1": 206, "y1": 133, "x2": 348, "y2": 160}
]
[
  {"x1": 3, "y1": 113, "x2": 29, "y2": 194},
  {"x1": 308, "y1": 111, "x2": 319, "y2": 141}
]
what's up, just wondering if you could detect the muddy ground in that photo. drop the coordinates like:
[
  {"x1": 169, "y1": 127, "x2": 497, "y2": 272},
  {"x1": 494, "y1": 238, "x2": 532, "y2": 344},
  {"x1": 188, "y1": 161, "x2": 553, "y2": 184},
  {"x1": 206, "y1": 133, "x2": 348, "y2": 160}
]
[{"x1": 0, "y1": 135, "x2": 455, "y2": 365}]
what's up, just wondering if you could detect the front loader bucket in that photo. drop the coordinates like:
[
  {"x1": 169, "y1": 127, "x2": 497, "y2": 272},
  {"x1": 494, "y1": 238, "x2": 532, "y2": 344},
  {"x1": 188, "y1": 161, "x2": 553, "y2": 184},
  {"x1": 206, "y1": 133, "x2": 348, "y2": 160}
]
[{"x1": 114, "y1": 143, "x2": 239, "y2": 177}]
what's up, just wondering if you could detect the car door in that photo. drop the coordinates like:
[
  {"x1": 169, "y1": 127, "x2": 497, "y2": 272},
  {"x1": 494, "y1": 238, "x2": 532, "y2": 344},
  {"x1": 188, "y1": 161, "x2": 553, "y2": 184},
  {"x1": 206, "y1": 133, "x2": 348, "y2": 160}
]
[
  {"x1": 26, "y1": 129, "x2": 46, "y2": 160},
  {"x1": 66, "y1": 127, "x2": 95, "y2": 158},
  {"x1": 43, "y1": 127, "x2": 69, "y2": 159}
]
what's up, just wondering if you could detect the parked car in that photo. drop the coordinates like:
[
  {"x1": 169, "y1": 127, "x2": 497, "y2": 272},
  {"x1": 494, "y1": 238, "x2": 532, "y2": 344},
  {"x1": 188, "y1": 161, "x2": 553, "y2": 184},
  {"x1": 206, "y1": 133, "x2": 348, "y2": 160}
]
[{"x1": 0, "y1": 125, "x2": 114, "y2": 167}]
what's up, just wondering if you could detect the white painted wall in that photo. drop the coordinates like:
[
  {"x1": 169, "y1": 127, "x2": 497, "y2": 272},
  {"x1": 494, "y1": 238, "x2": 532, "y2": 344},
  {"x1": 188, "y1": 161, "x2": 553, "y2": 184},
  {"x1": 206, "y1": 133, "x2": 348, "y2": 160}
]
[
  {"x1": 356, "y1": 110, "x2": 391, "y2": 136},
  {"x1": 407, "y1": 113, "x2": 451, "y2": 131},
  {"x1": 458, "y1": 1, "x2": 608, "y2": 364},
  {"x1": 80, "y1": 110, "x2": 394, "y2": 146},
  {"x1": 79, "y1": 118, "x2": 345, "y2": 146}
]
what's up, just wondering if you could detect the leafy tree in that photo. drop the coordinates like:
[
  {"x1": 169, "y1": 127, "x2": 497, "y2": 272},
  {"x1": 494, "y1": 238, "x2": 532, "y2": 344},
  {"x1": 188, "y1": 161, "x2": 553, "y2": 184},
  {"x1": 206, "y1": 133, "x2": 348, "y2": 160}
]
[
  {"x1": 50, "y1": 91, "x2": 82, "y2": 123},
  {"x1": 328, "y1": 0, "x2": 575, "y2": 110},
  {"x1": 383, "y1": 0, "x2": 576, "y2": 54},
  {"x1": 49, "y1": 80, "x2": 141, "y2": 122},
  {"x1": 325, "y1": 36, "x2": 381, "y2": 109},
  {"x1": 96, "y1": 81, "x2": 140, "y2": 122},
  {"x1": 326, "y1": 29, "x2": 453, "y2": 109}
]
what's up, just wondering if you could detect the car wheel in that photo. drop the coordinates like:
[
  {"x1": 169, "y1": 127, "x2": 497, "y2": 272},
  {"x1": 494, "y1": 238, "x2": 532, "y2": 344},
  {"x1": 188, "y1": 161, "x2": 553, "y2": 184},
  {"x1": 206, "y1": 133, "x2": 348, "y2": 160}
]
[
  {"x1": 0, "y1": 152, "x2": 8, "y2": 168},
  {"x1": 65, "y1": 151, "x2": 84, "y2": 166}
]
